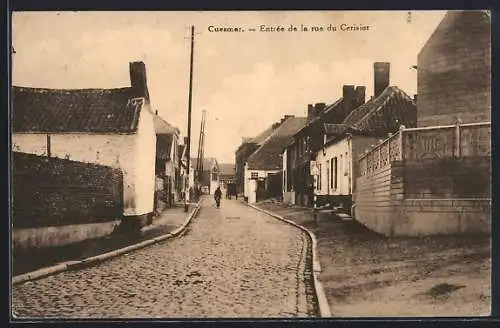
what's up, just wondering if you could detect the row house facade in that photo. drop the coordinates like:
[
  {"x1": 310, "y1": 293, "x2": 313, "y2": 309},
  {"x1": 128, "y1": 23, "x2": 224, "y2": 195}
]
[
  {"x1": 283, "y1": 62, "x2": 418, "y2": 210},
  {"x1": 314, "y1": 83, "x2": 417, "y2": 213},
  {"x1": 244, "y1": 115, "x2": 306, "y2": 203},
  {"x1": 283, "y1": 83, "x2": 366, "y2": 207},
  {"x1": 235, "y1": 123, "x2": 281, "y2": 196},
  {"x1": 153, "y1": 113, "x2": 182, "y2": 211}
]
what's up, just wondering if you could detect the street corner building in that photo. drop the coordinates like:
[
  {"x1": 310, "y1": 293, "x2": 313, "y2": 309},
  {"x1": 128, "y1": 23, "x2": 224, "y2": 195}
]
[
  {"x1": 244, "y1": 115, "x2": 307, "y2": 204},
  {"x1": 354, "y1": 11, "x2": 491, "y2": 236},
  {"x1": 11, "y1": 61, "x2": 157, "y2": 250}
]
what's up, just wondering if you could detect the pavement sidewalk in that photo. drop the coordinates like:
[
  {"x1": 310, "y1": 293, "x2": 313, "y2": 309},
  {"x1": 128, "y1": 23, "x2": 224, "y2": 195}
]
[
  {"x1": 255, "y1": 199, "x2": 491, "y2": 317},
  {"x1": 13, "y1": 203, "x2": 198, "y2": 276}
]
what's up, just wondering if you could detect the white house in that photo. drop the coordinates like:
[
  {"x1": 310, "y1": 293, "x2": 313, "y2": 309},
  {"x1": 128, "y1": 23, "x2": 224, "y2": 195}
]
[
  {"x1": 314, "y1": 129, "x2": 379, "y2": 210},
  {"x1": 244, "y1": 115, "x2": 307, "y2": 203},
  {"x1": 12, "y1": 61, "x2": 157, "y2": 227}
]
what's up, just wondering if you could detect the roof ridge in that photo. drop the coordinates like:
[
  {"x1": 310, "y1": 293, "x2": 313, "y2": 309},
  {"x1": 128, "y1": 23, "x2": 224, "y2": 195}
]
[
  {"x1": 343, "y1": 86, "x2": 396, "y2": 124},
  {"x1": 246, "y1": 116, "x2": 307, "y2": 169}
]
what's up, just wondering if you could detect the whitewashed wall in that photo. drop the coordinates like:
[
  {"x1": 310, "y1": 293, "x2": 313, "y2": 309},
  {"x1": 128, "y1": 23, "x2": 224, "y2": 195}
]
[
  {"x1": 243, "y1": 163, "x2": 279, "y2": 202},
  {"x1": 133, "y1": 107, "x2": 156, "y2": 216},
  {"x1": 315, "y1": 137, "x2": 351, "y2": 196}
]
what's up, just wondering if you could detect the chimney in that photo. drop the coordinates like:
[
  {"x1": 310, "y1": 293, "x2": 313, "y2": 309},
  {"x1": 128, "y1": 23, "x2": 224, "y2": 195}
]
[
  {"x1": 129, "y1": 61, "x2": 150, "y2": 102},
  {"x1": 280, "y1": 115, "x2": 295, "y2": 124},
  {"x1": 354, "y1": 86, "x2": 366, "y2": 107},
  {"x1": 314, "y1": 103, "x2": 326, "y2": 116},
  {"x1": 374, "y1": 62, "x2": 390, "y2": 98},
  {"x1": 342, "y1": 85, "x2": 356, "y2": 103},
  {"x1": 307, "y1": 104, "x2": 314, "y2": 120},
  {"x1": 155, "y1": 109, "x2": 158, "y2": 115}
]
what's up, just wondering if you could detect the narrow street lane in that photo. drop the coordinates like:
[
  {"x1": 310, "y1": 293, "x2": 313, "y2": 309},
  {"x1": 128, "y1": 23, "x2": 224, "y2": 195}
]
[{"x1": 12, "y1": 199, "x2": 316, "y2": 318}]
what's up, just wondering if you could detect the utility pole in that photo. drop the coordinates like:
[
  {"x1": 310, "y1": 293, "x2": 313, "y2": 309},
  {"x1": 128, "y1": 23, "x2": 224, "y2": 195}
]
[{"x1": 185, "y1": 25, "x2": 195, "y2": 213}]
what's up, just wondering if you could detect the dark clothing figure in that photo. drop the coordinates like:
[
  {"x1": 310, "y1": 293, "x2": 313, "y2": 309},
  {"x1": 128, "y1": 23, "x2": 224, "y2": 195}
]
[{"x1": 214, "y1": 187, "x2": 222, "y2": 208}]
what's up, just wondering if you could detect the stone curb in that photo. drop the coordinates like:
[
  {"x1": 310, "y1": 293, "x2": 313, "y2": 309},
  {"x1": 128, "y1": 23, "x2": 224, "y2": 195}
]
[
  {"x1": 12, "y1": 200, "x2": 203, "y2": 286},
  {"x1": 245, "y1": 202, "x2": 332, "y2": 318}
]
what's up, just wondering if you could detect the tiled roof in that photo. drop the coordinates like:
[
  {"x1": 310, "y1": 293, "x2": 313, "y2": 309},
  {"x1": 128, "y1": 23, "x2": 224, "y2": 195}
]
[
  {"x1": 12, "y1": 86, "x2": 144, "y2": 133},
  {"x1": 251, "y1": 124, "x2": 278, "y2": 145},
  {"x1": 236, "y1": 121, "x2": 281, "y2": 153},
  {"x1": 247, "y1": 117, "x2": 307, "y2": 170},
  {"x1": 343, "y1": 86, "x2": 416, "y2": 136},
  {"x1": 154, "y1": 114, "x2": 179, "y2": 135},
  {"x1": 324, "y1": 123, "x2": 350, "y2": 135},
  {"x1": 299, "y1": 98, "x2": 343, "y2": 134},
  {"x1": 218, "y1": 163, "x2": 236, "y2": 176}
]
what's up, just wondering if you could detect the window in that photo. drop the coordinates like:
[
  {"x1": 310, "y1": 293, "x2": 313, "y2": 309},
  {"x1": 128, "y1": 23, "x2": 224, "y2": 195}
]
[
  {"x1": 334, "y1": 157, "x2": 338, "y2": 190},
  {"x1": 339, "y1": 154, "x2": 343, "y2": 176},
  {"x1": 317, "y1": 163, "x2": 321, "y2": 190},
  {"x1": 330, "y1": 158, "x2": 334, "y2": 189},
  {"x1": 344, "y1": 152, "x2": 349, "y2": 175},
  {"x1": 251, "y1": 172, "x2": 258, "y2": 179}
]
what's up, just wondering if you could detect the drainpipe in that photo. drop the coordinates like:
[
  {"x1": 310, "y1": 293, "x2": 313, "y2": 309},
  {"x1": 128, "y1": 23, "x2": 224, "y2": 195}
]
[{"x1": 46, "y1": 134, "x2": 51, "y2": 158}]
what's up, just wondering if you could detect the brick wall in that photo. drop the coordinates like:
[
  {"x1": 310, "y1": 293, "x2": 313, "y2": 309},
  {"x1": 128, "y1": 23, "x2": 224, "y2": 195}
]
[
  {"x1": 404, "y1": 157, "x2": 491, "y2": 199},
  {"x1": 12, "y1": 152, "x2": 123, "y2": 229},
  {"x1": 355, "y1": 158, "x2": 490, "y2": 236},
  {"x1": 417, "y1": 11, "x2": 491, "y2": 127}
]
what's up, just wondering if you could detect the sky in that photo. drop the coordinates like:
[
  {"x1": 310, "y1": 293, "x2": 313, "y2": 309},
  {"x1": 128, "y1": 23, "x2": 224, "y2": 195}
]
[{"x1": 12, "y1": 10, "x2": 446, "y2": 163}]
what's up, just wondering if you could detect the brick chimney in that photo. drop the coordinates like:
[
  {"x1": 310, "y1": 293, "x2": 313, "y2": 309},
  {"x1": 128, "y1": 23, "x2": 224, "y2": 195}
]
[
  {"x1": 129, "y1": 61, "x2": 150, "y2": 102},
  {"x1": 280, "y1": 115, "x2": 295, "y2": 124},
  {"x1": 342, "y1": 85, "x2": 356, "y2": 104},
  {"x1": 354, "y1": 86, "x2": 366, "y2": 107},
  {"x1": 374, "y1": 62, "x2": 390, "y2": 98},
  {"x1": 314, "y1": 103, "x2": 326, "y2": 116},
  {"x1": 307, "y1": 104, "x2": 315, "y2": 120}
]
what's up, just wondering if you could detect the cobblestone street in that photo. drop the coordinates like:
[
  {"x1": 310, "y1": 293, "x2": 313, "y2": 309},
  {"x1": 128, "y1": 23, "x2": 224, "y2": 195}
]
[{"x1": 12, "y1": 199, "x2": 316, "y2": 319}]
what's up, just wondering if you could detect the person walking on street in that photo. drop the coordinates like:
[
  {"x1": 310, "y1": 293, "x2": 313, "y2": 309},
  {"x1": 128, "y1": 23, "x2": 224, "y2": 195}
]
[{"x1": 214, "y1": 186, "x2": 222, "y2": 208}]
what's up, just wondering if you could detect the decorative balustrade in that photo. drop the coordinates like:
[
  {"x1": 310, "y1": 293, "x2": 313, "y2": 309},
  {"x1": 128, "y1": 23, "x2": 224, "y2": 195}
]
[
  {"x1": 358, "y1": 121, "x2": 491, "y2": 177},
  {"x1": 359, "y1": 126, "x2": 403, "y2": 177}
]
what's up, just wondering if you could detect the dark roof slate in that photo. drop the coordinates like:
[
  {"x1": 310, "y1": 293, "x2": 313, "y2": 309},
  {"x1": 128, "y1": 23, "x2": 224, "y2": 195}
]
[
  {"x1": 324, "y1": 123, "x2": 350, "y2": 135},
  {"x1": 12, "y1": 86, "x2": 144, "y2": 133},
  {"x1": 343, "y1": 86, "x2": 416, "y2": 136}
]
